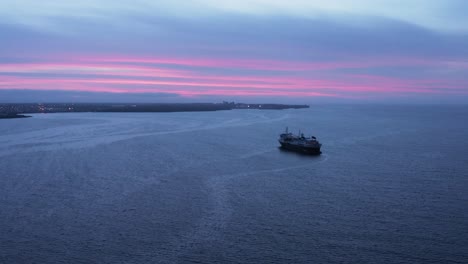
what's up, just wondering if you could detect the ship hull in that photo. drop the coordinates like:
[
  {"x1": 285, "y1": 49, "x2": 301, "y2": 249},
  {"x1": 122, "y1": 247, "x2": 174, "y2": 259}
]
[{"x1": 279, "y1": 141, "x2": 322, "y2": 155}]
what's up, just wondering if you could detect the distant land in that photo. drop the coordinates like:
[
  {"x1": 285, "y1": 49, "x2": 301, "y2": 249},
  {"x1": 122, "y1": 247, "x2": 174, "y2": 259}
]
[
  {"x1": 0, "y1": 102, "x2": 309, "y2": 117},
  {"x1": 0, "y1": 113, "x2": 31, "y2": 119}
]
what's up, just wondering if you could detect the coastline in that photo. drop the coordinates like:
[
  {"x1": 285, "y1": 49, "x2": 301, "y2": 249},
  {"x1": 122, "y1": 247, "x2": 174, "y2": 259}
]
[
  {"x1": 0, "y1": 113, "x2": 31, "y2": 119},
  {"x1": 0, "y1": 102, "x2": 309, "y2": 116}
]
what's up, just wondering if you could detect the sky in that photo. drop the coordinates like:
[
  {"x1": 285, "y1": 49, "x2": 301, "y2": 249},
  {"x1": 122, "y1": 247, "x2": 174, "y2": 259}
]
[{"x1": 1, "y1": 0, "x2": 467, "y2": 103}]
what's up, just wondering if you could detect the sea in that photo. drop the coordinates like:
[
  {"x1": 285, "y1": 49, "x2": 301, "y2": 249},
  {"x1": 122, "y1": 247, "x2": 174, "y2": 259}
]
[{"x1": 0, "y1": 105, "x2": 467, "y2": 264}]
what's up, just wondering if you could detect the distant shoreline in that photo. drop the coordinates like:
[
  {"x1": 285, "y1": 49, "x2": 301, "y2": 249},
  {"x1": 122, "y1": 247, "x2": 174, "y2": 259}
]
[
  {"x1": 0, "y1": 113, "x2": 31, "y2": 119},
  {"x1": 0, "y1": 102, "x2": 309, "y2": 117}
]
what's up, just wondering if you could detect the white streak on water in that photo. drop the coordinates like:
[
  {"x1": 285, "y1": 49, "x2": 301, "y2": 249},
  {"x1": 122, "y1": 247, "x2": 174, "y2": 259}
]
[
  {"x1": 172, "y1": 154, "x2": 329, "y2": 261},
  {"x1": 0, "y1": 112, "x2": 290, "y2": 157}
]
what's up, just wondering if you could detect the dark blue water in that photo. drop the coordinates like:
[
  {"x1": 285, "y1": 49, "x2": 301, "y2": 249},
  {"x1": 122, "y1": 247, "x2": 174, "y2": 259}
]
[{"x1": 0, "y1": 105, "x2": 467, "y2": 263}]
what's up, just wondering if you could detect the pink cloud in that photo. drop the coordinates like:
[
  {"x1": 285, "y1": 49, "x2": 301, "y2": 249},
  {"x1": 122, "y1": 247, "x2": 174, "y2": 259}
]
[
  {"x1": 1, "y1": 53, "x2": 467, "y2": 98},
  {"x1": 76, "y1": 55, "x2": 442, "y2": 72}
]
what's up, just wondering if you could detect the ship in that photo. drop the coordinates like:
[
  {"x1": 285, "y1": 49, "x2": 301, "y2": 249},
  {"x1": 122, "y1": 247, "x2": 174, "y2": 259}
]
[{"x1": 278, "y1": 127, "x2": 322, "y2": 155}]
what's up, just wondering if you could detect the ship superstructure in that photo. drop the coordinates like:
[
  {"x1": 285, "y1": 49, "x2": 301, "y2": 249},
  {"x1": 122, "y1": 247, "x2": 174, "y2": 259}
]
[{"x1": 278, "y1": 127, "x2": 322, "y2": 155}]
